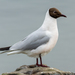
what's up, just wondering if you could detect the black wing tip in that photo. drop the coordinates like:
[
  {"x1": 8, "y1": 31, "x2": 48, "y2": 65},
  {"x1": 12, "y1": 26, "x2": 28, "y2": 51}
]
[{"x1": 0, "y1": 46, "x2": 11, "y2": 51}]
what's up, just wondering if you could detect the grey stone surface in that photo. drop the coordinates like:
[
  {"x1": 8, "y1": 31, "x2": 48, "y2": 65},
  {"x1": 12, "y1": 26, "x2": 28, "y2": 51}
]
[{"x1": 2, "y1": 64, "x2": 75, "y2": 75}]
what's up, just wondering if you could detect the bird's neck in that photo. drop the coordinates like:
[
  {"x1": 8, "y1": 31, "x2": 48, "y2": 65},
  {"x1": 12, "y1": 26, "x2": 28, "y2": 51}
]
[{"x1": 40, "y1": 11, "x2": 58, "y2": 32}]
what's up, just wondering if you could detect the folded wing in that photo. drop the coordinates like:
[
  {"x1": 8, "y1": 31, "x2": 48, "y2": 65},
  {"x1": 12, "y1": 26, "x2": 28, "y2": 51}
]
[{"x1": 10, "y1": 30, "x2": 50, "y2": 51}]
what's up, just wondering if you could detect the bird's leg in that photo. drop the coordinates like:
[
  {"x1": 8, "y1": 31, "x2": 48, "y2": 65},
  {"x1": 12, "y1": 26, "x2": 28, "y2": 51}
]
[
  {"x1": 36, "y1": 58, "x2": 38, "y2": 65},
  {"x1": 39, "y1": 54, "x2": 49, "y2": 67},
  {"x1": 36, "y1": 54, "x2": 49, "y2": 67},
  {"x1": 39, "y1": 54, "x2": 42, "y2": 65},
  {"x1": 36, "y1": 58, "x2": 40, "y2": 66}
]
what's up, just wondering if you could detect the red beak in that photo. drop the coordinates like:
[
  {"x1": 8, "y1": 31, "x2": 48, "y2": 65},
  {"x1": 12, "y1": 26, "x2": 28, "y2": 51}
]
[{"x1": 61, "y1": 14, "x2": 67, "y2": 17}]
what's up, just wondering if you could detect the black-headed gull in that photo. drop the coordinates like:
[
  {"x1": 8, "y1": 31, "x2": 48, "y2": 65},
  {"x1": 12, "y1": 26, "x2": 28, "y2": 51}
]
[{"x1": 0, "y1": 8, "x2": 66, "y2": 67}]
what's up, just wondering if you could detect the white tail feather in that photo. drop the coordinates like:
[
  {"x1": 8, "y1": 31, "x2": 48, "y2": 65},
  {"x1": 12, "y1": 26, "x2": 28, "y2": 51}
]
[{"x1": 7, "y1": 51, "x2": 21, "y2": 55}]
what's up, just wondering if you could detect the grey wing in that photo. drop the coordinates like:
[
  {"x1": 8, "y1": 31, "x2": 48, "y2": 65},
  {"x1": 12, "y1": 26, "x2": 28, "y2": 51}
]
[
  {"x1": 10, "y1": 31, "x2": 50, "y2": 50},
  {"x1": 23, "y1": 36, "x2": 49, "y2": 50}
]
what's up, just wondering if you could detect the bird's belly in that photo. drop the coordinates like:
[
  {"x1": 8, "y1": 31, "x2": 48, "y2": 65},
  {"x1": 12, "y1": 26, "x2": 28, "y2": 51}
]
[{"x1": 22, "y1": 30, "x2": 58, "y2": 58}]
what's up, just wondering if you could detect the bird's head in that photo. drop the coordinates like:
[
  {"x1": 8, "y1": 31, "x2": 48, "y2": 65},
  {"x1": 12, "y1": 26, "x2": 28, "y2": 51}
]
[{"x1": 49, "y1": 8, "x2": 67, "y2": 19}]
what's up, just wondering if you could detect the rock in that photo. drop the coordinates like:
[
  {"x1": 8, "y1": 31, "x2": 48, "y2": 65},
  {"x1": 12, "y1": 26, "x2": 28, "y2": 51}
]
[{"x1": 2, "y1": 64, "x2": 75, "y2": 75}]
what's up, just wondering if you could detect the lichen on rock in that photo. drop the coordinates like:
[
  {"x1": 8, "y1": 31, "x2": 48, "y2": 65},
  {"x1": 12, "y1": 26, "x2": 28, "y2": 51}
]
[{"x1": 2, "y1": 64, "x2": 75, "y2": 75}]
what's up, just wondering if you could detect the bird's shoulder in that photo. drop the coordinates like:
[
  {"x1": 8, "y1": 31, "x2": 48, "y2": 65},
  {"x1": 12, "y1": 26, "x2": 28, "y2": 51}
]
[{"x1": 22, "y1": 29, "x2": 51, "y2": 42}]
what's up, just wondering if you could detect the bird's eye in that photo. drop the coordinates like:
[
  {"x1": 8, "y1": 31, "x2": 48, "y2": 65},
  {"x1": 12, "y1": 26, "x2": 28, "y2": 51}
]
[{"x1": 53, "y1": 11, "x2": 56, "y2": 13}]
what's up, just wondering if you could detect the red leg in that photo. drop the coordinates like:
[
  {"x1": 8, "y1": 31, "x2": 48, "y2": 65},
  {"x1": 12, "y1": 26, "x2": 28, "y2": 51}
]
[
  {"x1": 36, "y1": 58, "x2": 40, "y2": 66},
  {"x1": 39, "y1": 54, "x2": 49, "y2": 67},
  {"x1": 36, "y1": 54, "x2": 49, "y2": 67},
  {"x1": 36, "y1": 58, "x2": 38, "y2": 66},
  {"x1": 39, "y1": 54, "x2": 42, "y2": 65}
]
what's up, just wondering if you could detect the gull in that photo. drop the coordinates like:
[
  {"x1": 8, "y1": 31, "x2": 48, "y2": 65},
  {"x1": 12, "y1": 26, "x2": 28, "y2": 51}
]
[{"x1": 0, "y1": 8, "x2": 66, "y2": 67}]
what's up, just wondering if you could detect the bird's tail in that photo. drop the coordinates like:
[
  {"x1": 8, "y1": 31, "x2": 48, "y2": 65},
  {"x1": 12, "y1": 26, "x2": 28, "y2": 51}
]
[
  {"x1": 0, "y1": 46, "x2": 11, "y2": 51},
  {"x1": 0, "y1": 46, "x2": 11, "y2": 54},
  {"x1": 7, "y1": 51, "x2": 21, "y2": 55},
  {"x1": 0, "y1": 46, "x2": 21, "y2": 55}
]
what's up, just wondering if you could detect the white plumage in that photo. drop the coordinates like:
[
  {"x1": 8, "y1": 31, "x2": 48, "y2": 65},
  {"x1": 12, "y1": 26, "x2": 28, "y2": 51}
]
[
  {"x1": 0, "y1": 8, "x2": 66, "y2": 67},
  {"x1": 8, "y1": 9, "x2": 58, "y2": 58}
]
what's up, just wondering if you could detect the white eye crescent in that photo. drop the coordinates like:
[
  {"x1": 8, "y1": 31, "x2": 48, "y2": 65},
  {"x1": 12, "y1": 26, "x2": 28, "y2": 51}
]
[{"x1": 53, "y1": 11, "x2": 56, "y2": 13}]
